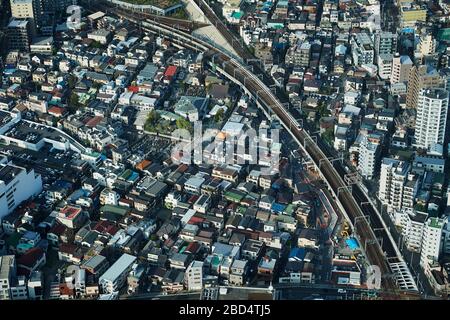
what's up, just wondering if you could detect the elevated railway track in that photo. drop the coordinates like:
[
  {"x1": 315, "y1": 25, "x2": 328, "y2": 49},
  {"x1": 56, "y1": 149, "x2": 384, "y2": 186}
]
[{"x1": 88, "y1": 5, "x2": 419, "y2": 298}]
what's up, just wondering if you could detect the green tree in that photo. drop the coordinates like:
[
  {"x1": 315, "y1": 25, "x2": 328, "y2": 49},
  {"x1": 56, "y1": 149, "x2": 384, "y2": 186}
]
[
  {"x1": 68, "y1": 93, "x2": 81, "y2": 113},
  {"x1": 67, "y1": 75, "x2": 77, "y2": 89},
  {"x1": 145, "y1": 110, "x2": 161, "y2": 132},
  {"x1": 170, "y1": 8, "x2": 188, "y2": 20},
  {"x1": 321, "y1": 128, "x2": 334, "y2": 146},
  {"x1": 150, "y1": 234, "x2": 159, "y2": 241},
  {"x1": 176, "y1": 118, "x2": 193, "y2": 133},
  {"x1": 317, "y1": 102, "x2": 330, "y2": 118},
  {"x1": 91, "y1": 41, "x2": 104, "y2": 49},
  {"x1": 214, "y1": 108, "x2": 225, "y2": 122},
  {"x1": 147, "y1": 110, "x2": 160, "y2": 125}
]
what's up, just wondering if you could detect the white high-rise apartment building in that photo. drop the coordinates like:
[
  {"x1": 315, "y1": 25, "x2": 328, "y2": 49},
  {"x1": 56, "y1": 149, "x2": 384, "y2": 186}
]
[
  {"x1": 11, "y1": 0, "x2": 38, "y2": 19},
  {"x1": 185, "y1": 261, "x2": 203, "y2": 291},
  {"x1": 414, "y1": 88, "x2": 449, "y2": 150},
  {"x1": 393, "y1": 208, "x2": 428, "y2": 253},
  {"x1": 379, "y1": 158, "x2": 418, "y2": 213},
  {"x1": 358, "y1": 136, "x2": 380, "y2": 179},
  {"x1": 420, "y1": 217, "x2": 444, "y2": 268},
  {"x1": 379, "y1": 158, "x2": 408, "y2": 210},
  {"x1": 417, "y1": 34, "x2": 436, "y2": 58},
  {"x1": 0, "y1": 163, "x2": 42, "y2": 219}
]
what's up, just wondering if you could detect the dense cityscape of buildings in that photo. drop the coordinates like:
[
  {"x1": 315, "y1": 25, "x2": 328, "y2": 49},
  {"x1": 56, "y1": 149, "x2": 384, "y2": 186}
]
[{"x1": 0, "y1": 0, "x2": 450, "y2": 301}]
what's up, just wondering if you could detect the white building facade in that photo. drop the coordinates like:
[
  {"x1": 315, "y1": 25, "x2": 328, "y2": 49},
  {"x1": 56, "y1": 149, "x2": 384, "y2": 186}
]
[
  {"x1": 414, "y1": 88, "x2": 449, "y2": 150},
  {"x1": 0, "y1": 163, "x2": 42, "y2": 219}
]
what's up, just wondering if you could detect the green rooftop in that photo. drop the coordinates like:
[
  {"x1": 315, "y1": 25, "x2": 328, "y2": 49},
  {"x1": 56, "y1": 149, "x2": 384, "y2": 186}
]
[
  {"x1": 284, "y1": 204, "x2": 294, "y2": 215},
  {"x1": 438, "y1": 28, "x2": 450, "y2": 42},
  {"x1": 428, "y1": 217, "x2": 443, "y2": 229},
  {"x1": 101, "y1": 204, "x2": 128, "y2": 216},
  {"x1": 224, "y1": 191, "x2": 245, "y2": 203},
  {"x1": 236, "y1": 206, "x2": 247, "y2": 214},
  {"x1": 211, "y1": 255, "x2": 221, "y2": 267},
  {"x1": 231, "y1": 11, "x2": 244, "y2": 19},
  {"x1": 120, "y1": 169, "x2": 132, "y2": 180}
]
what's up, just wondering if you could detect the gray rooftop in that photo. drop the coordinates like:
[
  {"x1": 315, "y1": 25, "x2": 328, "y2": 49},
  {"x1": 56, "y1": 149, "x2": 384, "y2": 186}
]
[
  {"x1": 99, "y1": 253, "x2": 136, "y2": 282},
  {"x1": 82, "y1": 255, "x2": 107, "y2": 270},
  {"x1": 0, "y1": 255, "x2": 15, "y2": 281},
  {"x1": 0, "y1": 164, "x2": 24, "y2": 186}
]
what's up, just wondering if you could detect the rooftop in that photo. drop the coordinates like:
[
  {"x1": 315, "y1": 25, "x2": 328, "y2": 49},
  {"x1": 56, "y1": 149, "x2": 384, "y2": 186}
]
[
  {"x1": 427, "y1": 217, "x2": 444, "y2": 229},
  {"x1": 59, "y1": 205, "x2": 82, "y2": 220},
  {"x1": 99, "y1": 253, "x2": 136, "y2": 282},
  {"x1": 0, "y1": 255, "x2": 15, "y2": 280},
  {"x1": 8, "y1": 19, "x2": 29, "y2": 28},
  {"x1": 0, "y1": 164, "x2": 24, "y2": 186},
  {"x1": 82, "y1": 255, "x2": 107, "y2": 270}
]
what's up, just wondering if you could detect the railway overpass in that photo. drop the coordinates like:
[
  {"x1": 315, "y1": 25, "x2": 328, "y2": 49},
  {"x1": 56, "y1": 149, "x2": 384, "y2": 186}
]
[
  {"x1": 92, "y1": 6, "x2": 419, "y2": 298},
  {"x1": 81, "y1": 0, "x2": 209, "y2": 32}
]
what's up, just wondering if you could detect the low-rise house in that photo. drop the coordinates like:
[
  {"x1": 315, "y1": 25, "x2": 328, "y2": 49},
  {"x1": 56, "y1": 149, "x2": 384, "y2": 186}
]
[
  {"x1": 169, "y1": 252, "x2": 191, "y2": 270},
  {"x1": 297, "y1": 228, "x2": 319, "y2": 249},
  {"x1": 229, "y1": 259, "x2": 248, "y2": 286},
  {"x1": 258, "y1": 255, "x2": 277, "y2": 276},
  {"x1": 212, "y1": 166, "x2": 239, "y2": 184},
  {"x1": 161, "y1": 269, "x2": 185, "y2": 293},
  {"x1": 58, "y1": 244, "x2": 84, "y2": 265},
  {"x1": 127, "y1": 263, "x2": 147, "y2": 294},
  {"x1": 241, "y1": 239, "x2": 264, "y2": 261},
  {"x1": 16, "y1": 248, "x2": 46, "y2": 277},
  {"x1": 56, "y1": 205, "x2": 87, "y2": 229},
  {"x1": 81, "y1": 255, "x2": 109, "y2": 281},
  {"x1": 47, "y1": 222, "x2": 68, "y2": 247},
  {"x1": 193, "y1": 194, "x2": 211, "y2": 214},
  {"x1": 331, "y1": 257, "x2": 361, "y2": 286},
  {"x1": 179, "y1": 224, "x2": 199, "y2": 242}
]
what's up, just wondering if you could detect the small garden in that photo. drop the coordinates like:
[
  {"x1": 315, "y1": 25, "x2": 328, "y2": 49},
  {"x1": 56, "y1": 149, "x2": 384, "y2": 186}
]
[{"x1": 144, "y1": 110, "x2": 193, "y2": 135}]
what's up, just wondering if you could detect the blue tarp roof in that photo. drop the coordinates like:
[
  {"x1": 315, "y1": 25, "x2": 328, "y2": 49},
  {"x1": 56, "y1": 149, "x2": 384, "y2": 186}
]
[
  {"x1": 289, "y1": 247, "x2": 306, "y2": 261},
  {"x1": 346, "y1": 237, "x2": 359, "y2": 250},
  {"x1": 129, "y1": 171, "x2": 139, "y2": 182},
  {"x1": 402, "y1": 28, "x2": 415, "y2": 33},
  {"x1": 271, "y1": 202, "x2": 286, "y2": 213}
]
